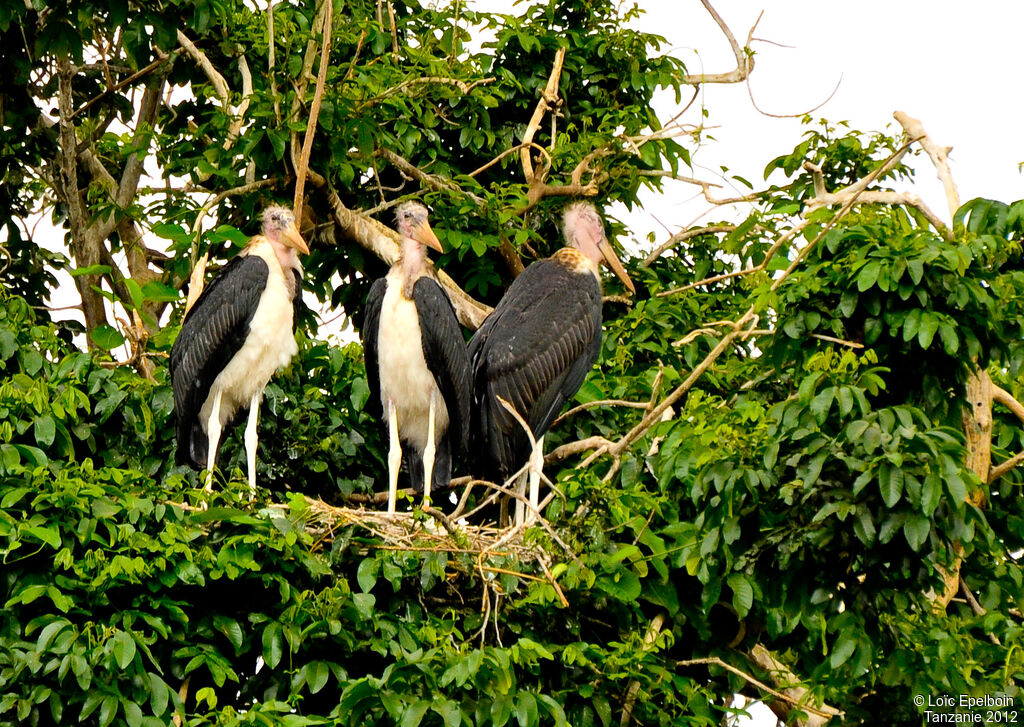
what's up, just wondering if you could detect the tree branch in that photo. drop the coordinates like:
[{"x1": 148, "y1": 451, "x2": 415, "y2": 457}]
[
  {"x1": 682, "y1": 0, "x2": 755, "y2": 85},
  {"x1": 894, "y1": 110, "x2": 960, "y2": 220},
  {"x1": 744, "y1": 644, "x2": 843, "y2": 724},
  {"x1": 641, "y1": 225, "x2": 736, "y2": 267},
  {"x1": 520, "y1": 47, "x2": 566, "y2": 184},
  {"x1": 293, "y1": 0, "x2": 332, "y2": 221}
]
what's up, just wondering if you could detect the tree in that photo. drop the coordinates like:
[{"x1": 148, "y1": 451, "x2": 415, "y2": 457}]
[{"x1": 0, "y1": 1, "x2": 1021, "y2": 726}]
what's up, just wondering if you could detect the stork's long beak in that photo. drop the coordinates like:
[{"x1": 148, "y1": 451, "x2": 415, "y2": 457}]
[
  {"x1": 282, "y1": 221, "x2": 310, "y2": 255},
  {"x1": 411, "y1": 220, "x2": 444, "y2": 253},
  {"x1": 598, "y1": 239, "x2": 635, "y2": 294}
]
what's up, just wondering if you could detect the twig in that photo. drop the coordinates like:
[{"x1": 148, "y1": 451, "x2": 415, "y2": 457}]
[
  {"x1": 553, "y1": 400, "x2": 649, "y2": 427},
  {"x1": 642, "y1": 225, "x2": 736, "y2": 268},
  {"x1": 991, "y1": 384, "x2": 1024, "y2": 425},
  {"x1": 959, "y1": 576, "x2": 1000, "y2": 645}
]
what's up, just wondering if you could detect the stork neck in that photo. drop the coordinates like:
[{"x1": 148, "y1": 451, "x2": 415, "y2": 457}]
[
  {"x1": 269, "y1": 236, "x2": 301, "y2": 273},
  {"x1": 400, "y1": 235, "x2": 427, "y2": 297}
]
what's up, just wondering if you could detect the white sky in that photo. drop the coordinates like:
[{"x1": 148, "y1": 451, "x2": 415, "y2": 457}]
[{"x1": 619, "y1": 1, "x2": 1024, "y2": 243}]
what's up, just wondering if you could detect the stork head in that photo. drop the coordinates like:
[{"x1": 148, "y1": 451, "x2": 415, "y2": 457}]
[
  {"x1": 395, "y1": 201, "x2": 443, "y2": 253},
  {"x1": 563, "y1": 202, "x2": 635, "y2": 293},
  {"x1": 261, "y1": 205, "x2": 310, "y2": 255}
]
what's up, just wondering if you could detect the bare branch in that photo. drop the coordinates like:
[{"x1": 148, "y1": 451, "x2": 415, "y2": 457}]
[
  {"x1": 682, "y1": 0, "x2": 755, "y2": 85},
  {"x1": 744, "y1": 644, "x2": 844, "y2": 724},
  {"x1": 545, "y1": 436, "x2": 616, "y2": 465},
  {"x1": 177, "y1": 30, "x2": 229, "y2": 105},
  {"x1": 520, "y1": 47, "x2": 566, "y2": 183},
  {"x1": 642, "y1": 224, "x2": 736, "y2": 267},
  {"x1": 894, "y1": 110, "x2": 960, "y2": 220},
  {"x1": 992, "y1": 384, "x2": 1024, "y2": 426},
  {"x1": 294, "y1": 0, "x2": 333, "y2": 221}
]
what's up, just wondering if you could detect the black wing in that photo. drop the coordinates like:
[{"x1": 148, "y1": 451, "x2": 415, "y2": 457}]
[
  {"x1": 414, "y1": 277, "x2": 472, "y2": 456},
  {"x1": 361, "y1": 277, "x2": 387, "y2": 422},
  {"x1": 169, "y1": 254, "x2": 269, "y2": 468},
  {"x1": 468, "y1": 259, "x2": 602, "y2": 479}
]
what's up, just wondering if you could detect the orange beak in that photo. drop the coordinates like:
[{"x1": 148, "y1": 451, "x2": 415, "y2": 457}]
[
  {"x1": 282, "y1": 221, "x2": 310, "y2": 255},
  {"x1": 411, "y1": 220, "x2": 443, "y2": 253}
]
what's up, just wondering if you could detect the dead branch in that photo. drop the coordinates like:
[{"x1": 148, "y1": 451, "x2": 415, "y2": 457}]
[
  {"x1": 992, "y1": 384, "x2": 1024, "y2": 426},
  {"x1": 894, "y1": 110, "x2": 960, "y2": 220},
  {"x1": 642, "y1": 224, "x2": 736, "y2": 267},
  {"x1": 801, "y1": 159, "x2": 949, "y2": 238},
  {"x1": 293, "y1": 0, "x2": 332, "y2": 221},
  {"x1": 176, "y1": 30, "x2": 229, "y2": 104},
  {"x1": 553, "y1": 400, "x2": 649, "y2": 427},
  {"x1": 520, "y1": 47, "x2": 566, "y2": 184},
  {"x1": 545, "y1": 436, "x2": 616, "y2": 465},
  {"x1": 745, "y1": 644, "x2": 843, "y2": 724},
  {"x1": 682, "y1": 0, "x2": 755, "y2": 85}
]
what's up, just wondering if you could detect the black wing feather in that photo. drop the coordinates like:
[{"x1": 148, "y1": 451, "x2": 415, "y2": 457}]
[
  {"x1": 469, "y1": 259, "x2": 602, "y2": 479},
  {"x1": 170, "y1": 255, "x2": 269, "y2": 468},
  {"x1": 361, "y1": 278, "x2": 388, "y2": 421},
  {"x1": 414, "y1": 277, "x2": 472, "y2": 456}
]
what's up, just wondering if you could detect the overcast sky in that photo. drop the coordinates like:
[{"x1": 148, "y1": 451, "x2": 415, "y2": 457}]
[{"x1": 614, "y1": 1, "x2": 1024, "y2": 244}]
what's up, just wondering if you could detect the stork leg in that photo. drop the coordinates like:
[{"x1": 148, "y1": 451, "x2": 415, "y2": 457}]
[
  {"x1": 204, "y1": 389, "x2": 224, "y2": 493},
  {"x1": 513, "y1": 471, "x2": 527, "y2": 527},
  {"x1": 243, "y1": 389, "x2": 263, "y2": 496},
  {"x1": 387, "y1": 398, "x2": 401, "y2": 514},
  {"x1": 526, "y1": 435, "x2": 545, "y2": 525},
  {"x1": 422, "y1": 396, "x2": 436, "y2": 508}
]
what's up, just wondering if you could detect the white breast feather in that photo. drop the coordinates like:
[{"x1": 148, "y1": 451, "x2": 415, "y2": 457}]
[
  {"x1": 377, "y1": 267, "x2": 449, "y2": 450},
  {"x1": 200, "y1": 242, "x2": 298, "y2": 429}
]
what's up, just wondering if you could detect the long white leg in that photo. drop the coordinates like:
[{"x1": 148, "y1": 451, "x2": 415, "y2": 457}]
[
  {"x1": 514, "y1": 471, "x2": 527, "y2": 527},
  {"x1": 387, "y1": 399, "x2": 401, "y2": 514},
  {"x1": 526, "y1": 434, "x2": 544, "y2": 524},
  {"x1": 204, "y1": 389, "x2": 224, "y2": 493},
  {"x1": 422, "y1": 396, "x2": 436, "y2": 508},
  {"x1": 244, "y1": 389, "x2": 262, "y2": 496}
]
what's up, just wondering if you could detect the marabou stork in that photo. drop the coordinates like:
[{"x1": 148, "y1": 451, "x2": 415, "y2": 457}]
[
  {"x1": 362, "y1": 201, "x2": 471, "y2": 513},
  {"x1": 170, "y1": 205, "x2": 309, "y2": 492},
  {"x1": 468, "y1": 201, "x2": 634, "y2": 525}
]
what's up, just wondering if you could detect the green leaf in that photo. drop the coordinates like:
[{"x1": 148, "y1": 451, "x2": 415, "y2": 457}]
[
  {"x1": 307, "y1": 660, "x2": 330, "y2": 694},
  {"x1": 856, "y1": 261, "x2": 881, "y2": 291},
  {"x1": 357, "y1": 557, "x2": 379, "y2": 593},
  {"x1": 91, "y1": 325, "x2": 125, "y2": 350},
  {"x1": 879, "y1": 464, "x2": 903, "y2": 507},
  {"x1": 727, "y1": 573, "x2": 754, "y2": 617},
  {"x1": 262, "y1": 623, "x2": 283, "y2": 669},
  {"x1": 402, "y1": 699, "x2": 431, "y2": 727},
  {"x1": 34, "y1": 415, "x2": 56, "y2": 448},
  {"x1": 830, "y1": 633, "x2": 856, "y2": 669},
  {"x1": 903, "y1": 516, "x2": 930, "y2": 551},
  {"x1": 111, "y1": 630, "x2": 137, "y2": 669},
  {"x1": 353, "y1": 592, "x2": 375, "y2": 620},
  {"x1": 69, "y1": 264, "x2": 113, "y2": 277}
]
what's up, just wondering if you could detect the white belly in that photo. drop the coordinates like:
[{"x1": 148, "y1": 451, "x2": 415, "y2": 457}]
[
  {"x1": 377, "y1": 271, "x2": 449, "y2": 449},
  {"x1": 201, "y1": 252, "x2": 297, "y2": 428}
]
